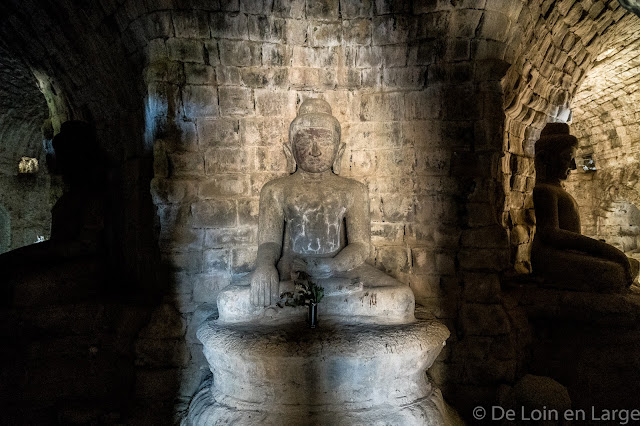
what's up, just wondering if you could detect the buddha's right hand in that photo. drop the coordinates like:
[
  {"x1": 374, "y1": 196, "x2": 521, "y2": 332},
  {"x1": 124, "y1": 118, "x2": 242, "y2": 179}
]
[{"x1": 250, "y1": 264, "x2": 280, "y2": 307}]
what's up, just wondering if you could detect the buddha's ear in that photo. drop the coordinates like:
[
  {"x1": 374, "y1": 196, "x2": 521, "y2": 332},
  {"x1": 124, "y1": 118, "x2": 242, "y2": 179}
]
[
  {"x1": 283, "y1": 143, "x2": 296, "y2": 174},
  {"x1": 332, "y1": 143, "x2": 347, "y2": 175}
]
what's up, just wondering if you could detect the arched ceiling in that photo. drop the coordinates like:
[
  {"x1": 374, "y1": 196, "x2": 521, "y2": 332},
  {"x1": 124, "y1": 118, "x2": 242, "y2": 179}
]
[
  {"x1": 0, "y1": 44, "x2": 48, "y2": 176},
  {"x1": 0, "y1": 0, "x2": 145, "y2": 163},
  {"x1": 571, "y1": 12, "x2": 640, "y2": 165}
]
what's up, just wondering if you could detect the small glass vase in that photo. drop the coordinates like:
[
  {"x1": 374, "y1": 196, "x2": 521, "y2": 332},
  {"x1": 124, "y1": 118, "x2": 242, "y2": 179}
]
[{"x1": 308, "y1": 301, "x2": 318, "y2": 328}]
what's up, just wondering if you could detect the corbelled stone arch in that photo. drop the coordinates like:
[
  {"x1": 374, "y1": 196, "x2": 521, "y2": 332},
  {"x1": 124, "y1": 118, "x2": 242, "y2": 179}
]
[
  {"x1": 499, "y1": 0, "x2": 633, "y2": 273},
  {"x1": 564, "y1": 11, "x2": 640, "y2": 251}
]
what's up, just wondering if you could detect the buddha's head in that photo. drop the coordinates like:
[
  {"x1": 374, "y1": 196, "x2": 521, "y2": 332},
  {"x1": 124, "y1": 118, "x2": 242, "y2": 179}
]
[
  {"x1": 287, "y1": 99, "x2": 344, "y2": 174},
  {"x1": 535, "y1": 122, "x2": 578, "y2": 182}
]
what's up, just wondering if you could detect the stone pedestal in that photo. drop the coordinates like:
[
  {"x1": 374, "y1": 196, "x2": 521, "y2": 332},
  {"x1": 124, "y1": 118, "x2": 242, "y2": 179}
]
[{"x1": 185, "y1": 316, "x2": 450, "y2": 425}]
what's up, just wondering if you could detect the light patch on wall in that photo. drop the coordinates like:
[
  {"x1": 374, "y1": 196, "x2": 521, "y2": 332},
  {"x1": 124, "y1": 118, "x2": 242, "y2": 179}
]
[{"x1": 18, "y1": 157, "x2": 39, "y2": 174}]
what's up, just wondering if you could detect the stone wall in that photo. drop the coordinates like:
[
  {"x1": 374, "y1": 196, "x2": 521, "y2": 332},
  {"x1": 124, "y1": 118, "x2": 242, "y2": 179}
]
[{"x1": 0, "y1": 0, "x2": 639, "y2": 423}]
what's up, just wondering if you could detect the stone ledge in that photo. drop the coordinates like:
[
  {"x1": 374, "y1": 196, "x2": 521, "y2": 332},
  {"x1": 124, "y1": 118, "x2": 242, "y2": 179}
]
[{"x1": 504, "y1": 278, "x2": 640, "y2": 326}]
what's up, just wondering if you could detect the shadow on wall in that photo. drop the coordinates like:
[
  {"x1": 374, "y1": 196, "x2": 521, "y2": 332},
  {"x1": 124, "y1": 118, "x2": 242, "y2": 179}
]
[
  {"x1": 0, "y1": 121, "x2": 184, "y2": 424},
  {"x1": 0, "y1": 205, "x2": 10, "y2": 254}
]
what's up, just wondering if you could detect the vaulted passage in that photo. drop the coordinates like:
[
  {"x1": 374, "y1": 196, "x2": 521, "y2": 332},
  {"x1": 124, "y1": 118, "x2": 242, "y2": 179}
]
[{"x1": 0, "y1": 1, "x2": 639, "y2": 424}]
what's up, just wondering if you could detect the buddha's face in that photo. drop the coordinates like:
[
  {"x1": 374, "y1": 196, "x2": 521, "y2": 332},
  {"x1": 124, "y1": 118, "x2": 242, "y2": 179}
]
[
  {"x1": 554, "y1": 147, "x2": 577, "y2": 180},
  {"x1": 292, "y1": 127, "x2": 338, "y2": 173}
]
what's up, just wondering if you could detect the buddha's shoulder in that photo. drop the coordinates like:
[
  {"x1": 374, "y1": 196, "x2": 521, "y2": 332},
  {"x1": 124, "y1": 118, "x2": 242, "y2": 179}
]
[
  {"x1": 260, "y1": 175, "x2": 292, "y2": 192},
  {"x1": 330, "y1": 174, "x2": 367, "y2": 192}
]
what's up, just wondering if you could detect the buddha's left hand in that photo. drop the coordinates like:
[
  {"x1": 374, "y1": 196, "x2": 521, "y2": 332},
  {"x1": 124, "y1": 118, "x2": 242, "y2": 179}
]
[{"x1": 291, "y1": 257, "x2": 334, "y2": 278}]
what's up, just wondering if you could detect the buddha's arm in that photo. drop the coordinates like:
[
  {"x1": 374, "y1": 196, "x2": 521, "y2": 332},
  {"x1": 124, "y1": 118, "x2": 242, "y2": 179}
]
[
  {"x1": 306, "y1": 182, "x2": 370, "y2": 275},
  {"x1": 251, "y1": 183, "x2": 284, "y2": 306},
  {"x1": 535, "y1": 187, "x2": 631, "y2": 269},
  {"x1": 332, "y1": 182, "x2": 370, "y2": 271}
]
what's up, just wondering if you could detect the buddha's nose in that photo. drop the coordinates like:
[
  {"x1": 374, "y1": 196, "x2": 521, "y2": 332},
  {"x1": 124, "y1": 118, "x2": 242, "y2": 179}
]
[{"x1": 311, "y1": 141, "x2": 321, "y2": 157}]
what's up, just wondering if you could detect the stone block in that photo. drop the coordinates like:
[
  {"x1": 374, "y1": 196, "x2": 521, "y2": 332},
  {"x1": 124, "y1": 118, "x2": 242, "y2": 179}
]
[
  {"x1": 168, "y1": 152, "x2": 204, "y2": 177},
  {"x1": 341, "y1": 0, "x2": 373, "y2": 18},
  {"x1": 204, "y1": 40, "x2": 219, "y2": 65},
  {"x1": 345, "y1": 122, "x2": 401, "y2": 151},
  {"x1": 380, "y1": 45, "x2": 407, "y2": 66},
  {"x1": 460, "y1": 303, "x2": 511, "y2": 336},
  {"x1": 254, "y1": 89, "x2": 297, "y2": 117},
  {"x1": 461, "y1": 225, "x2": 509, "y2": 249},
  {"x1": 412, "y1": 247, "x2": 437, "y2": 274},
  {"x1": 248, "y1": 15, "x2": 285, "y2": 42},
  {"x1": 372, "y1": 15, "x2": 413, "y2": 45},
  {"x1": 231, "y1": 246, "x2": 258, "y2": 273},
  {"x1": 337, "y1": 67, "x2": 362, "y2": 88},
  {"x1": 436, "y1": 252, "x2": 455, "y2": 275},
  {"x1": 306, "y1": 0, "x2": 340, "y2": 20},
  {"x1": 144, "y1": 61, "x2": 185, "y2": 85},
  {"x1": 478, "y1": 10, "x2": 511, "y2": 42},
  {"x1": 254, "y1": 147, "x2": 289, "y2": 173},
  {"x1": 361, "y1": 67, "x2": 382, "y2": 87},
  {"x1": 342, "y1": 18, "x2": 371, "y2": 45},
  {"x1": 174, "y1": 120, "x2": 199, "y2": 151},
  {"x1": 309, "y1": 22, "x2": 342, "y2": 46},
  {"x1": 191, "y1": 200, "x2": 237, "y2": 227},
  {"x1": 197, "y1": 118, "x2": 240, "y2": 148},
  {"x1": 415, "y1": 11, "x2": 449, "y2": 39},
  {"x1": 151, "y1": 178, "x2": 198, "y2": 204},
  {"x1": 262, "y1": 44, "x2": 291, "y2": 67},
  {"x1": 218, "y1": 86, "x2": 254, "y2": 116},
  {"x1": 140, "y1": 304, "x2": 187, "y2": 338},
  {"x1": 462, "y1": 272, "x2": 501, "y2": 303},
  {"x1": 404, "y1": 89, "x2": 442, "y2": 120},
  {"x1": 348, "y1": 149, "x2": 377, "y2": 175},
  {"x1": 359, "y1": 92, "x2": 404, "y2": 121},
  {"x1": 240, "y1": 0, "x2": 273, "y2": 14},
  {"x1": 143, "y1": 11, "x2": 175, "y2": 39},
  {"x1": 203, "y1": 248, "x2": 230, "y2": 273},
  {"x1": 383, "y1": 67, "x2": 426, "y2": 89},
  {"x1": 239, "y1": 67, "x2": 285, "y2": 88},
  {"x1": 219, "y1": 40, "x2": 261, "y2": 66},
  {"x1": 375, "y1": 246, "x2": 410, "y2": 274},
  {"x1": 162, "y1": 250, "x2": 203, "y2": 273},
  {"x1": 173, "y1": 10, "x2": 210, "y2": 38},
  {"x1": 371, "y1": 222, "x2": 404, "y2": 245},
  {"x1": 273, "y1": 0, "x2": 306, "y2": 18},
  {"x1": 292, "y1": 46, "x2": 338, "y2": 67},
  {"x1": 154, "y1": 140, "x2": 170, "y2": 178},
  {"x1": 285, "y1": 18, "x2": 308, "y2": 44},
  {"x1": 205, "y1": 147, "x2": 252, "y2": 173},
  {"x1": 237, "y1": 198, "x2": 260, "y2": 226},
  {"x1": 289, "y1": 67, "x2": 336, "y2": 89},
  {"x1": 210, "y1": 12, "x2": 248, "y2": 39},
  {"x1": 205, "y1": 227, "x2": 257, "y2": 248},
  {"x1": 199, "y1": 175, "x2": 250, "y2": 198},
  {"x1": 184, "y1": 63, "x2": 216, "y2": 85},
  {"x1": 450, "y1": 9, "x2": 482, "y2": 38},
  {"x1": 170, "y1": 273, "x2": 196, "y2": 295},
  {"x1": 241, "y1": 118, "x2": 286, "y2": 146},
  {"x1": 375, "y1": 0, "x2": 412, "y2": 14},
  {"x1": 167, "y1": 38, "x2": 205, "y2": 63},
  {"x1": 250, "y1": 172, "x2": 288, "y2": 194},
  {"x1": 157, "y1": 204, "x2": 192, "y2": 230},
  {"x1": 458, "y1": 248, "x2": 509, "y2": 271},
  {"x1": 182, "y1": 85, "x2": 218, "y2": 118},
  {"x1": 356, "y1": 46, "x2": 382, "y2": 67}
]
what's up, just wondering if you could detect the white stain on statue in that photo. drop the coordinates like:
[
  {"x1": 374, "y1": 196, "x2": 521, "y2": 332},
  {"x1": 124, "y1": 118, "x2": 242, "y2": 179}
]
[{"x1": 288, "y1": 198, "x2": 346, "y2": 255}]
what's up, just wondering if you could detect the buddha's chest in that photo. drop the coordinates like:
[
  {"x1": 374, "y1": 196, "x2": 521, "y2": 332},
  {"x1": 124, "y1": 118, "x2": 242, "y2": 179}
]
[
  {"x1": 283, "y1": 186, "x2": 348, "y2": 255},
  {"x1": 558, "y1": 191, "x2": 581, "y2": 233}
]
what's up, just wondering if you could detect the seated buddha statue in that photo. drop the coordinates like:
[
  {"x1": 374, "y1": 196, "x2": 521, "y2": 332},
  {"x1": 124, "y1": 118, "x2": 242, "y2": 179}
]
[
  {"x1": 531, "y1": 122, "x2": 639, "y2": 292},
  {"x1": 217, "y1": 99, "x2": 415, "y2": 323}
]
